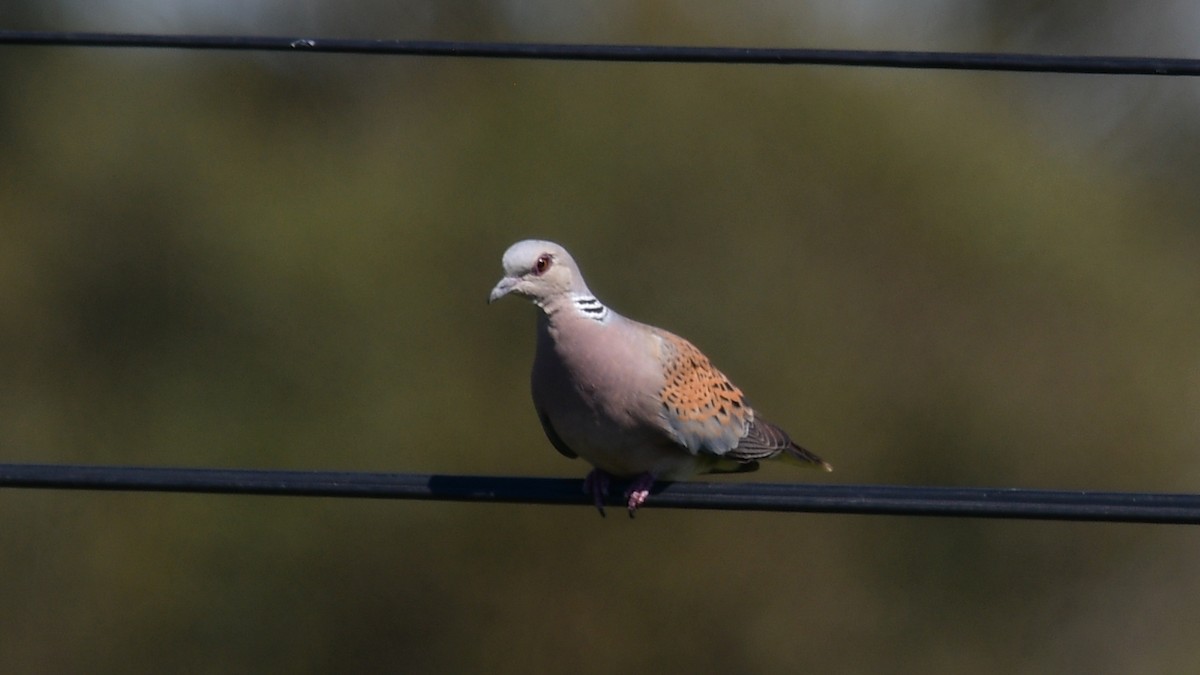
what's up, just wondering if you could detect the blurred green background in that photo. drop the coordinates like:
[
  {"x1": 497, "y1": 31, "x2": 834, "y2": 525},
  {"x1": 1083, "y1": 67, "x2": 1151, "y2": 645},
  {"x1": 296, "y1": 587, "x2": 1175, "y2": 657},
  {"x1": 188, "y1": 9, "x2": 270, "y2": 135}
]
[{"x1": 3, "y1": 1, "x2": 1200, "y2": 672}]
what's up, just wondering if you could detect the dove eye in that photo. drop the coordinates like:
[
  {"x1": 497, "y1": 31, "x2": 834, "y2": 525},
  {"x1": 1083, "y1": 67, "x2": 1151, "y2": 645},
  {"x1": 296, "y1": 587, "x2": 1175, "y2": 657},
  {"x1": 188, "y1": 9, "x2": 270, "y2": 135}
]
[{"x1": 532, "y1": 254, "x2": 552, "y2": 275}]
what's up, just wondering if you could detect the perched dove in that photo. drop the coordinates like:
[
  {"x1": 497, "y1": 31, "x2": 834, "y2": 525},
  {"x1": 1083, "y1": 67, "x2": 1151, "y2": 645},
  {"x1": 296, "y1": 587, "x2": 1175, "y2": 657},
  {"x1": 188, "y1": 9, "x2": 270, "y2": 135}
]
[{"x1": 489, "y1": 239, "x2": 831, "y2": 516}]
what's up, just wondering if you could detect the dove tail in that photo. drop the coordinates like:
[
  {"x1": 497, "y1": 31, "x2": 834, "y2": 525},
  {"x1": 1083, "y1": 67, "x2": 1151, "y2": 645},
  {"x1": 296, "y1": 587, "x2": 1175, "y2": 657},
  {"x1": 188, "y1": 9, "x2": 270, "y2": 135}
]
[{"x1": 781, "y1": 442, "x2": 833, "y2": 472}]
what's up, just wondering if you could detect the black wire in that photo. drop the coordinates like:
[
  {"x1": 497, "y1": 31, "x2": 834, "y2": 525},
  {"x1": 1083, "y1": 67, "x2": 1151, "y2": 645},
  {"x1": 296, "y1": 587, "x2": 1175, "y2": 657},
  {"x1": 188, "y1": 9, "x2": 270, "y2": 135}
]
[
  {"x1": 2, "y1": 463, "x2": 1199, "y2": 523},
  {"x1": 1, "y1": 30, "x2": 1199, "y2": 75}
]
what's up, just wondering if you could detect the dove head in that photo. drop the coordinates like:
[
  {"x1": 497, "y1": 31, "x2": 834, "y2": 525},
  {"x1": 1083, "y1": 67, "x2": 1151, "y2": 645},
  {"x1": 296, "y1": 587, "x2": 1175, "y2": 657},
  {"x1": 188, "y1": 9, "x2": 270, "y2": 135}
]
[{"x1": 489, "y1": 240, "x2": 591, "y2": 307}]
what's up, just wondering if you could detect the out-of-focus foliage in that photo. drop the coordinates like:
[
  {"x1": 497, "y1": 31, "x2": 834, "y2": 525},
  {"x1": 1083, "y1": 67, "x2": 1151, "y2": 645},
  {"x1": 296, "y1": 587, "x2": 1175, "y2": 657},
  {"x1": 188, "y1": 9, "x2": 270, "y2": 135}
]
[{"x1": 2, "y1": 2, "x2": 1200, "y2": 673}]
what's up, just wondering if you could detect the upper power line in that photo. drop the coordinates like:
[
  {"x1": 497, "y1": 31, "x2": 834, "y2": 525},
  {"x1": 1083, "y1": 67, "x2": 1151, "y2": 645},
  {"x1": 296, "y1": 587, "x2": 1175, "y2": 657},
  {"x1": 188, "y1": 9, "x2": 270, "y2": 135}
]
[{"x1": 1, "y1": 30, "x2": 1199, "y2": 76}]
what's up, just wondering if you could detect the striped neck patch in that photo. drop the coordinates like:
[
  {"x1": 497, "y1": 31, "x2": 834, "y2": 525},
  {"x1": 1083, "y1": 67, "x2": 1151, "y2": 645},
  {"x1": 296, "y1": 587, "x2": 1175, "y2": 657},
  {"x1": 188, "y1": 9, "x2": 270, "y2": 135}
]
[{"x1": 570, "y1": 294, "x2": 611, "y2": 323}]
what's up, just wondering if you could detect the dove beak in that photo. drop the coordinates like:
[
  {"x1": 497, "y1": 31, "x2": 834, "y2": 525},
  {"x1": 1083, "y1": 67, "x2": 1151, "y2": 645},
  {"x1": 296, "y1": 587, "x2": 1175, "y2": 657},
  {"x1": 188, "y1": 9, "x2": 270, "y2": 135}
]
[{"x1": 488, "y1": 276, "x2": 518, "y2": 303}]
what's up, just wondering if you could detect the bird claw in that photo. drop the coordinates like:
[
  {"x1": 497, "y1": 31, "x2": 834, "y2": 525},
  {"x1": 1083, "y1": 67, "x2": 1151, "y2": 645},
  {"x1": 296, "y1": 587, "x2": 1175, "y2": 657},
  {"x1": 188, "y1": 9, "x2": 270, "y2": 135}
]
[
  {"x1": 584, "y1": 470, "x2": 656, "y2": 518},
  {"x1": 624, "y1": 472, "x2": 656, "y2": 518},
  {"x1": 583, "y1": 469, "x2": 611, "y2": 518}
]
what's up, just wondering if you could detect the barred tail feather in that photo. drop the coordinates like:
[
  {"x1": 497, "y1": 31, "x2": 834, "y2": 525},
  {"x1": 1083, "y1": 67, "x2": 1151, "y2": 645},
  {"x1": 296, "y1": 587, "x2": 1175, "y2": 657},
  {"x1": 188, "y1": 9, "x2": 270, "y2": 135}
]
[{"x1": 781, "y1": 442, "x2": 833, "y2": 472}]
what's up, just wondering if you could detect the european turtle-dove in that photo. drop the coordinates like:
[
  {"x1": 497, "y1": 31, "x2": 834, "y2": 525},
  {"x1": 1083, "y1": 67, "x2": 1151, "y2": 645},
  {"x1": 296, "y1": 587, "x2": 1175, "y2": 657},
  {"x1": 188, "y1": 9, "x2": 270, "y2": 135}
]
[{"x1": 489, "y1": 240, "x2": 831, "y2": 516}]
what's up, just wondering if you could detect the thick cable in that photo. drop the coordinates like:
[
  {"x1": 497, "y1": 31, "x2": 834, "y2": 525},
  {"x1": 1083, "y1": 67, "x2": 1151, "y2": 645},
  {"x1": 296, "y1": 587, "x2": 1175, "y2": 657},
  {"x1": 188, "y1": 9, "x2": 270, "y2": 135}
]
[{"x1": 2, "y1": 463, "x2": 1198, "y2": 523}]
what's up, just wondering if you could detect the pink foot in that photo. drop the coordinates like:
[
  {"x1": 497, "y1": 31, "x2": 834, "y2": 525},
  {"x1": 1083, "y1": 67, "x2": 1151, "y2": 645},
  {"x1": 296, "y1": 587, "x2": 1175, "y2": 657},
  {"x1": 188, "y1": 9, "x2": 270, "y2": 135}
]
[
  {"x1": 624, "y1": 472, "x2": 657, "y2": 518},
  {"x1": 583, "y1": 469, "x2": 611, "y2": 517}
]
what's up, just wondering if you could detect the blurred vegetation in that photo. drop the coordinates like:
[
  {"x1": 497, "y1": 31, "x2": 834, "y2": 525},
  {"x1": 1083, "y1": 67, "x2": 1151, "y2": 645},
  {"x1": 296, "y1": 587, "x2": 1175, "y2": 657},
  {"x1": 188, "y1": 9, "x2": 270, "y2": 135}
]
[{"x1": 2, "y1": 1, "x2": 1200, "y2": 673}]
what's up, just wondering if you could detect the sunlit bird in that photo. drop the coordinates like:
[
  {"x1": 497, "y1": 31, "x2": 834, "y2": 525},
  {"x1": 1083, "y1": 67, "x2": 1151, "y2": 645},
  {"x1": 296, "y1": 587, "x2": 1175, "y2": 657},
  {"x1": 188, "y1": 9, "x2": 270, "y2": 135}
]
[{"x1": 489, "y1": 240, "x2": 830, "y2": 516}]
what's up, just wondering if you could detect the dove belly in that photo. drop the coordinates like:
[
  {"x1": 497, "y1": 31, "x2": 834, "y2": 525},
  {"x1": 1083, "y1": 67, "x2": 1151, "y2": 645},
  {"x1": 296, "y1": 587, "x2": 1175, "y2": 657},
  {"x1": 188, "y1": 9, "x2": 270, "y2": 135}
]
[{"x1": 547, "y1": 406, "x2": 700, "y2": 480}]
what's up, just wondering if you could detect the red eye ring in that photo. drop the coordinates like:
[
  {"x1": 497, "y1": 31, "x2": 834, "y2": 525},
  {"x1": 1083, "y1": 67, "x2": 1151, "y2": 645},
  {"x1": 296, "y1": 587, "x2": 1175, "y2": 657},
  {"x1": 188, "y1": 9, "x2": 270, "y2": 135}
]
[{"x1": 533, "y1": 254, "x2": 552, "y2": 275}]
